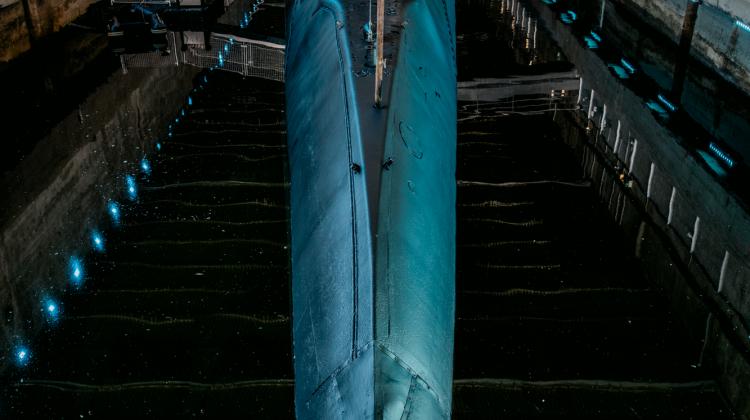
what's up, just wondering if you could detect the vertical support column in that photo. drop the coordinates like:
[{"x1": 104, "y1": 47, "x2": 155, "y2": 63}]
[
  {"x1": 248, "y1": 44, "x2": 254, "y2": 71},
  {"x1": 600, "y1": 104, "x2": 607, "y2": 130},
  {"x1": 587, "y1": 89, "x2": 595, "y2": 120},
  {"x1": 672, "y1": 0, "x2": 701, "y2": 101},
  {"x1": 613, "y1": 120, "x2": 621, "y2": 155},
  {"x1": 699, "y1": 248, "x2": 729, "y2": 366},
  {"x1": 374, "y1": 0, "x2": 385, "y2": 106},
  {"x1": 242, "y1": 44, "x2": 249, "y2": 76},
  {"x1": 20, "y1": 0, "x2": 40, "y2": 45},
  {"x1": 598, "y1": 0, "x2": 606, "y2": 28},
  {"x1": 180, "y1": 31, "x2": 188, "y2": 52},
  {"x1": 690, "y1": 216, "x2": 701, "y2": 253},
  {"x1": 576, "y1": 78, "x2": 583, "y2": 105},
  {"x1": 718, "y1": 251, "x2": 730, "y2": 293},
  {"x1": 646, "y1": 162, "x2": 655, "y2": 199},
  {"x1": 667, "y1": 187, "x2": 677, "y2": 225},
  {"x1": 172, "y1": 32, "x2": 180, "y2": 66},
  {"x1": 120, "y1": 55, "x2": 128, "y2": 75},
  {"x1": 204, "y1": 31, "x2": 212, "y2": 51},
  {"x1": 628, "y1": 139, "x2": 638, "y2": 173}
]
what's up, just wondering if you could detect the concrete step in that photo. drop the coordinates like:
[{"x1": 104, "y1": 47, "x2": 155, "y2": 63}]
[
  {"x1": 101, "y1": 238, "x2": 287, "y2": 266},
  {"x1": 135, "y1": 180, "x2": 289, "y2": 205},
  {"x1": 454, "y1": 315, "x2": 704, "y2": 382},
  {"x1": 452, "y1": 379, "x2": 735, "y2": 419},
  {"x1": 65, "y1": 288, "x2": 288, "y2": 319},
  {"x1": 87, "y1": 261, "x2": 287, "y2": 291},
  {"x1": 169, "y1": 129, "x2": 287, "y2": 146},
  {"x1": 4, "y1": 379, "x2": 294, "y2": 418},
  {"x1": 23, "y1": 314, "x2": 292, "y2": 384},
  {"x1": 112, "y1": 218, "x2": 288, "y2": 242},
  {"x1": 457, "y1": 287, "x2": 659, "y2": 319},
  {"x1": 157, "y1": 141, "x2": 287, "y2": 158},
  {"x1": 150, "y1": 152, "x2": 287, "y2": 183},
  {"x1": 125, "y1": 199, "x2": 288, "y2": 224}
]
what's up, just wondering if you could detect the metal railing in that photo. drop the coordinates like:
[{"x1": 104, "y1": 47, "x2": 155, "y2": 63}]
[
  {"x1": 119, "y1": 31, "x2": 285, "y2": 82},
  {"x1": 183, "y1": 33, "x2": 285, "y2": 81}
]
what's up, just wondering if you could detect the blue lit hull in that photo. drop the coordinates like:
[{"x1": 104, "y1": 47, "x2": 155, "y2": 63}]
[{"x1": 285, "y1": 0, "x2": 456, "y2": 417}]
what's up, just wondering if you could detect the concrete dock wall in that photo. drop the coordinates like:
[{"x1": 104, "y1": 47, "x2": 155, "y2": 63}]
[
  {"x1": 607, "y1": 0, "x2": 750, "y2": 96},
  {"x1": 0, "y1": 0, "x2": 98, "y2": 63},
  {"x1": 528, "y1": 0, "x2": 750, "y2": 417},
  {"x1": 0, "y1": 65, "x2": 197, "y2": 372}
]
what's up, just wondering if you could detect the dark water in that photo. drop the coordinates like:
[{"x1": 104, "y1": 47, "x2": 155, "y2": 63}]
[
  {"x1": 0, "y1": 0, "x2": 742, "y2": 417},
  {"x1": 2, "y1": 70, "x2": 293, "y2": 417},
  {"x1": 0, "y1": 1, "x2": 293, "y2": 417},
  {"x1": 452, "y1": 0, "x2": 734, "y2": 417}
]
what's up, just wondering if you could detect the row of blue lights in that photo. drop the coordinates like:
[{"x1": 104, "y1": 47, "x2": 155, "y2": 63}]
[
  {"x1": 709, "y1": 142, "x2": 735, "y2": 168},
  {"x1": 215, "y1": 36, "x2": 235, "y2": 69},
  {"x1": 240, "y1": 0, "x2": 265, "y2": 29},
  {"x1": 12, "y1": 69, "x2": 209, "y2": 368},
  {"x1": 657, "y1": 94, "x2": 677, "y2": 112}
]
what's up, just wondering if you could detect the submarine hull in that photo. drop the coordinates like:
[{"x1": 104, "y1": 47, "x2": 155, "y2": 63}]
[{"x1": 285, "y1": 0, "x2": 456, "y2": 417}]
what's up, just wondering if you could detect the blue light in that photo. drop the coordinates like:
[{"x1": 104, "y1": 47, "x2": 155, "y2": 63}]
[
  {"x1": 709, "y1": 142, "x2": 735, "y2": 168},
  {"x1": 126, "y1": 175, "x2": 137, "y2": 201},
  {"x1": 590, "y1": 31, "x2": 601, "y2": 42},
  {"x1": 657, "y1": 94, "x2": 677, "y2": 112},
  {"x1": 91, "y1": 231, "x2": 105, "y2": 252},
  {"x1": 15, "y1": 346, "x2": 30, "y2": 366},
  {"x1": 646, "y1": 99, "x2": 668, "y2": 116},
  {"x1": 608, "y1": 64, "x2": 630, "y2": 80},
  {"x1": 620, "y1": 58, "x2": 636, "y2": 74},
  {"x1": 108, "y1": 201, "x2": 121, "y2": 224},
  {"x1": 736, "y1": 20, "x2": 750, "y2": 33},
  {"x1": 584, "y1": 35, "x2": 599, "y2": 49},
  {"x1": 203, "y1": 75, "x2": 208, "y2": 84},
  {"x1": 141, "y1": 158, "x2": 151, "y2": 175},
  {"x1": 224, "y1": 43, "x2": 230, "y2": 54},
  {"x1": 181, "y1": 109, "x2": 186, "y2": 117},
  {"x1": 70, "y1": 256, "x2": 84, "y2": 287},
  {"x1": 156, "y1": 142, "x2": 162, "y2": 151},
  {"x1": 561, "y1": 11, "x2": 577, "y2": 24},
  {"x1": 218, "y1": 52, "x2": 225, "y2": 67},
  {"x1": 698, "y1": 150, "x2": 728, "y2": 177},
  {"x1": 229, "y1": 37, "x2": 234, "y2": 45},
  {"x1": 187, "y1": 96, "x2": 193, "y2": 106},
  {"x1": 542, "y1": 0, "x2": 557, "y2": 4},
  {"x1": 43, "y1": 297, "x2": 60, "y2": 322}
]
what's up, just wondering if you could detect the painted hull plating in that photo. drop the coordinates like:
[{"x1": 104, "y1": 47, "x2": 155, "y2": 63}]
[{"x1": 285, "y1": 0, "x2": 456, "y2": 417}]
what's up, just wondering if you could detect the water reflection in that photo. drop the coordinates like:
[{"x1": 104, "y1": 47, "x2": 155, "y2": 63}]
[
  {"x1": 458, "y1": 0, "x2": 578, "y2": 117},
  {"x1": 459, "y1": 0, "x2": 573, "y2": 80},
  {"x1": 536, "y1": 0, "x2": 750, "y2": 177}
]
